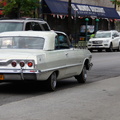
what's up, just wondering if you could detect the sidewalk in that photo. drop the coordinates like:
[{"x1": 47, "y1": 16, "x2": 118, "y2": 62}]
[{"x1": 0, "y1": 76, "x2": 120, "y2": 120}]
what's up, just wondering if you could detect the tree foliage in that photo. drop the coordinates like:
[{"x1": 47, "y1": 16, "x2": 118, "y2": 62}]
[
  {"x1": 0, "y1": 0, "x2": 39, "y2": 18},
  {"x1": 111, "y1": 0, "x2": 120, "y2": 6}
]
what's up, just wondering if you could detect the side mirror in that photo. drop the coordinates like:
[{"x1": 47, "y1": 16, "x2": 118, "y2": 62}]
[{"x1": 112, "y1": 36, "x2": 114, "y2": 39}]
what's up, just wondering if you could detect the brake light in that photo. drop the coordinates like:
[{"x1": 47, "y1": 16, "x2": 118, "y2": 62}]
[
  {"x1": 27, "y1": 61, "x2": 33, "y2": 67},
  {"x1": 11, "y1": 61, "x2": 17, "y2": 67},
  {"x1": 20, "y1": 61, "x2": 25, "y2": 67}
]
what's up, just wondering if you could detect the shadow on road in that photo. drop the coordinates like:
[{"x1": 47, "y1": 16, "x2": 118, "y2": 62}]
[
  {"x1": 0, "y1": 78, "x2": 92, "y2": 106},
  {"x1": 0, "y1": 78, "x2": 84, "y2": 94},
  {"x1": 0, "y1": 79, "x2": 81, "y2": 106}
]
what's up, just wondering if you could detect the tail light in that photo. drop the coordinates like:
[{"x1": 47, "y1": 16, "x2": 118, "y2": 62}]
[
  {"x1": 11, "y1": 61, "x2": 17, "y2": 67},
  {"x1": 11, "y1": 60, "x2": 34, "y2": 68},
  {"x1": 20, "y1": 61, "x2": 25, "y2": 67},
  {"x1": 27, "y1": 61, "x2": 33, "y2": 67}
]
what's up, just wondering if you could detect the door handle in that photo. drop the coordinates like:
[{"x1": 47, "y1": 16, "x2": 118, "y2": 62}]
[{"x1": 65, "y1": 53, "x2": 68, "y2": 56}]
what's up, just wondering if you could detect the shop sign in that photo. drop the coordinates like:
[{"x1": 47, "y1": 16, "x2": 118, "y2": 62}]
[{"x1": 71, "y1": 4, "x2": 106, "y2": 16}]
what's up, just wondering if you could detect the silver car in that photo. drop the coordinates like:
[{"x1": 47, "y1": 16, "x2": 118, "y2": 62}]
[{"x1": 0, "y1": 31, "x2": 92, "y2": 91}]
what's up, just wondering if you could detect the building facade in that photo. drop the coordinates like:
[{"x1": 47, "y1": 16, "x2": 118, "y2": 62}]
[
  {"x1": 61, "y1": 0, "x2": 114, "y2": 8},
  {"x1": 115, "y1": 0, "x2": 120, "y2": 31},
  {"x1": 42, "y1": 0, "x2": 120, "y2": 42}
]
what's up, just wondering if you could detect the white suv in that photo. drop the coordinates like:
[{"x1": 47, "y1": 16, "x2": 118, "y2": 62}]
[{"x1": 87, "y1": 30, "x2": 120, "y2": 52}]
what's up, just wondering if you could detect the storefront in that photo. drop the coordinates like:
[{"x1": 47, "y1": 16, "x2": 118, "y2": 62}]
[
  {"x1": 116, "y1": 11, "x2": 120, "y2": 32},
  {"x1": 42, "y1": 0, "x2": 120, "y2": 41}
]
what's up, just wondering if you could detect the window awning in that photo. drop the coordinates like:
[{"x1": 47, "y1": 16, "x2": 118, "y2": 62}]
[
  {"x1": 43, "y1": 0, "x2": 68, "y2": 15},
  {"x1": 43, "y1": 0, "x2": 120, "y2": 19}
]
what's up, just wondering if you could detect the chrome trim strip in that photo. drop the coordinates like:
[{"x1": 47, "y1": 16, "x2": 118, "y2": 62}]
[
  {"x1": 0, "y1": 69, "x2": 39, "y2": 74},
  {"x1": 41, "y1": 63, "x2": 82, "y2": 72},
  {"x1": 0, "y1": 63, "x2": 82, "y2": 74}
]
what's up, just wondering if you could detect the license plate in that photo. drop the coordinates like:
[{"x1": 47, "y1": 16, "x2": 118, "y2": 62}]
[
  {"x1": 0, "y1": 75, "x2": 4, "y2": 80},
  {"x1": 95, "y1": 46, "x2": 99, "y2": 48}
]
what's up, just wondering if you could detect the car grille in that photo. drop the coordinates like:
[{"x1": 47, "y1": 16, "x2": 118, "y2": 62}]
[
  {"x1": 92, "y1": 45, "x2": 103, "y2": 46},
  {"x1": 92, "y1": 41, "x2": 103, "y2": 44}
]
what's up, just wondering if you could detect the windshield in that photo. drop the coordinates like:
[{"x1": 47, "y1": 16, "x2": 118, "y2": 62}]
[
  {"x1": 0, "y1": 22, "x2": 23, "y2": 32},
  {"x1": 41, "y1": 23, "x2": 50, "y2": 31},
  {"x1": 0, "y1": 36, "x2": 44, "y2": 49},
  {"x1": 95, "y1": 32, "x2": 111, "y2": 38}
]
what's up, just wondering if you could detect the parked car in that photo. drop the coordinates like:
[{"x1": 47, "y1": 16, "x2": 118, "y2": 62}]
[
  {"x1": 87, "y1": 30, "x2": 120, "y2": 52},
  {"x1": 0, "y1": 31, "x2": 92, "y2": 91},
  {"x1": 0, "y1": 18, "x2": 51, "y2": 32}
]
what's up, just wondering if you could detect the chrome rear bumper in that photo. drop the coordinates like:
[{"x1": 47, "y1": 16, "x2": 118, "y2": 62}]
[{"x1": 0, "y1": 68, "x2": 40, "y2": 81}]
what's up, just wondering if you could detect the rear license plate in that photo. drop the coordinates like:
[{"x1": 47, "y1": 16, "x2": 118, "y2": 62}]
[{"x1": 0, "y1": 75, "x2": 4, "y2": 80}]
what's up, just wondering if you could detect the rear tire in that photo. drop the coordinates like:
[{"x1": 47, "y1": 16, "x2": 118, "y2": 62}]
[
  {"x1": 46, "y1": 72, "x2": 57, "y2": 91},
  {"x1": 75, "y1": 65, "x2": 87, "y2": 83}
]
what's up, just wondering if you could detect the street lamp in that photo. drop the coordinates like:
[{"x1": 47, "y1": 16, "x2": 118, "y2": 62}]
[
  {"x1": 95, "y1": 18, "x2": 99, "y2": 32},
  {"x1": 74, "y1": 8, "x2": 78, "y2": 47},
  {"x1": 68, "y1": 0, "x2": 71, "y2": 36},
  {"x1": 39, "y1": 0, "x2": 43, "y2": 18},
  {"x1": 85, "y1": 18, "x2": 89, "y2": 41}
]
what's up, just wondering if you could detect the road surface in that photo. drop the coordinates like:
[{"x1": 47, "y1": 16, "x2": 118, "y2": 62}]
[{"x1": 0, "y1": 52, "x2": 120, "y2": 120}]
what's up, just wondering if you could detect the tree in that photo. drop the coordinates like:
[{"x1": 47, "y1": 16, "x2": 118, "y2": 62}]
[
  {"x1": 110, "y1": 0, "x2": 120, "y2": 7},
  {"x1": 0, "y1": 0, "x2": 39, "y2": 18}
]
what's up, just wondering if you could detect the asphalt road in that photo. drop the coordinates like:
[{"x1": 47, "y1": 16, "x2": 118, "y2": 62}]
[
  {"x1": 1, "y1": 76, "x2": 120, "y2": 120},
  {"x1": 87, "y1": 51, "x2": 120, "y2": 82},
  {"x1": 0, "y1": 51, "x2": 120, "y2": 115}
]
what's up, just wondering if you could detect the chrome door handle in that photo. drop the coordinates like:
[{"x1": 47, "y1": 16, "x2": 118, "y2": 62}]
[{"x1": 65, "y1": 53, "x2": 68, "y2": 56}]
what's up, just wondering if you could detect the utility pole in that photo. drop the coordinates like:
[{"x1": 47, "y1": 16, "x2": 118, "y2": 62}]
[
  {"x1": 110, "y1": 0, "x2": 117, "y2": 8},
  {"x1": 39, "y1": 0, "x2": 43, "y2": 18},
  {"x1": 68, "y1": 0, "x2": 71, "y2": 37},
  {"x1": 115, "y1": 0, "x2": 117, "y2": 9}
]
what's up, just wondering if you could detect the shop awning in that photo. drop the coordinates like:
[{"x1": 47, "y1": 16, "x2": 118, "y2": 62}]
[
  {"x1": 43, "y1": 0, "x2": 120, "y2": 19},
  {"x1": 43, "y1": 0, "x2": 68, "y2": 15}
]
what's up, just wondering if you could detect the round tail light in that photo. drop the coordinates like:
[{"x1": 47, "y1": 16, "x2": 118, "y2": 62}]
[
  {"x1": 27, "y1": 61, "x2": 33, "y2": 67},
  {"x1": 11, "y1": 61, "x2": 17, "y2": 67},
  {"x1": 20, "y1": 61, "x2": 25, "y2": 67}
]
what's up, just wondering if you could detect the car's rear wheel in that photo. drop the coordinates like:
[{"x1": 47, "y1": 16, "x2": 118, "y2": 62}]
[
  {"x1": 46, "y1": 72, "x2": 57, "y2": 91},
  {"x1": 75, "y1": 65, "x2": 87, "y2": 83}
]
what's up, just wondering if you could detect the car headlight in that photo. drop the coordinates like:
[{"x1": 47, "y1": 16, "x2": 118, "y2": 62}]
[
  {"x1": 103, "y1": 40, "x2": 109, "y2": 43},
  {"x1": 88, "y1": 41, "x2": 92, "y2": 43}
]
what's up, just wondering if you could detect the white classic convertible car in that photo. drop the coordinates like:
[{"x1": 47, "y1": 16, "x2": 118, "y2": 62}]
[{"x1": 0, "y1": 31, "x2": 92, "y2": 91}]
